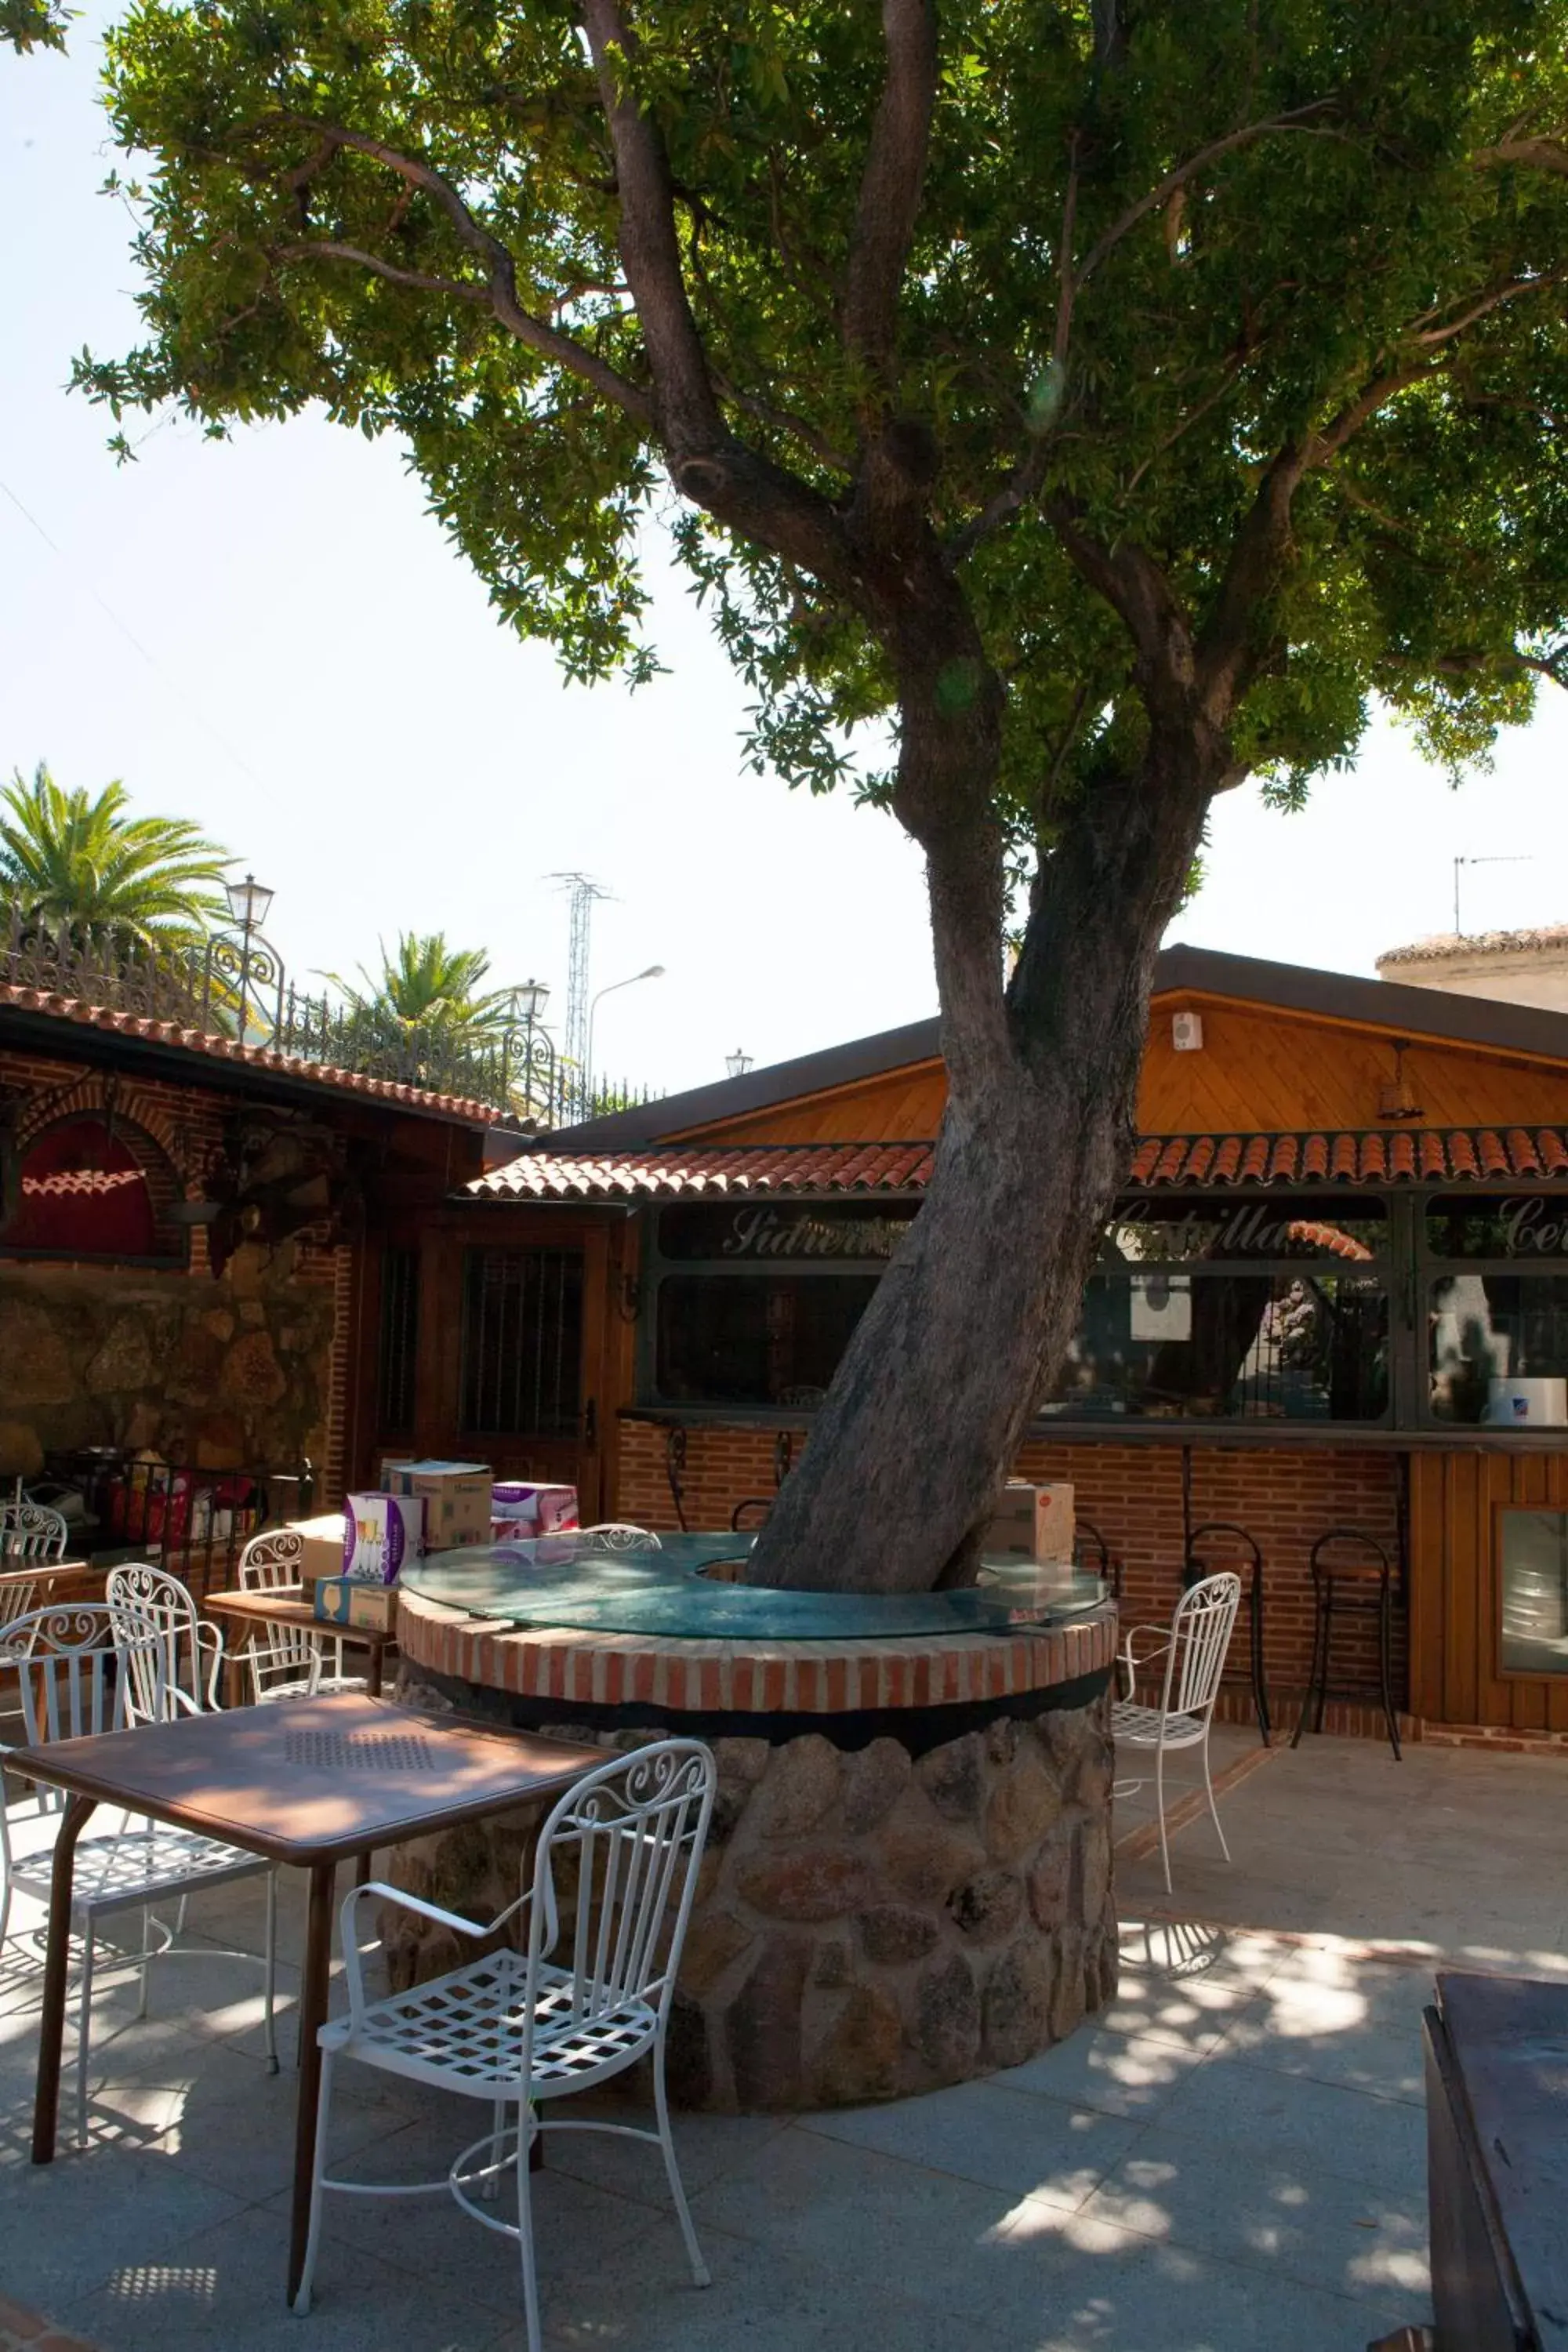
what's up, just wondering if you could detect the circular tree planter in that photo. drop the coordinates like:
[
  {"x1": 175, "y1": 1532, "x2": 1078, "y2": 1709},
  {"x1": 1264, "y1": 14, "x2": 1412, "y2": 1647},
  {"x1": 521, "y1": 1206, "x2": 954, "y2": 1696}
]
[{"x1": 390, "y1": 1574, "x2": 1120, "y2": 2112}]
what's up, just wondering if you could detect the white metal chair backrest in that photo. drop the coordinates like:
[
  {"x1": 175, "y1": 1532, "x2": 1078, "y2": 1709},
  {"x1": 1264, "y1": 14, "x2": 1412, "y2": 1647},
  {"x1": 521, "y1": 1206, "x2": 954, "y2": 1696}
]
[
  {"x1": 0, "y1": 1604, "x2": 162, "y2": 1808},
  {"x1": 105, "y1": 1563, "x2": 212, "y2": 1722},
  {"x1": 0, "y1": 1498, "x2": 69, "y2": 1565},
  {"x1": 235, "y1": 1526, "x2": 321, "y2": 1697},
  {"x1": 1160, "y1": 1573, "x2": 1243, "y2": 1722},
  {"x1": 525, "y1": 1739, "x2": 715, "y2": 2049},
  {"x1": 578, "y1": 1524, "x2": 663, "y2": 1553}
]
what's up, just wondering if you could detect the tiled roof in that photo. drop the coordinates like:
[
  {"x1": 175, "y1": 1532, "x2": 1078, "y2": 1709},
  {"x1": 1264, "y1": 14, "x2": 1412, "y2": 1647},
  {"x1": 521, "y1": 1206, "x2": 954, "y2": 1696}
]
[
  {"x1": 0, "y1": 981, "x2": 499, "y2": 1125},
  {"x1": 474, "y1": 1127, "x2": 1568, "y2": 1200},
  {"x1": 1380, "y1": 924, "x2": 1568, "y2": 964}
]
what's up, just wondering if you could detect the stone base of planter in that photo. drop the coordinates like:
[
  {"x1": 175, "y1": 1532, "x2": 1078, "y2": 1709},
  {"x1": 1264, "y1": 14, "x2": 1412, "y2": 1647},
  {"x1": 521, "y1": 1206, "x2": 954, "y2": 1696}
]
[{"x1": 386, "y1": 1693, "x2": 1118, "y2": 2107}]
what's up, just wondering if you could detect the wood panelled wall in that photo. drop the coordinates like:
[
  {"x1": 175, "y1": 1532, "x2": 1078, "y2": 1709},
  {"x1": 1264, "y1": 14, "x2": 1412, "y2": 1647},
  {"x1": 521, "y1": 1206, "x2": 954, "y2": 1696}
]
[
  {"x1": 675, "y1": 995, "x2": 1568, "y2": 1149},
  {"x1": 1409, "y1": 1451, "x2": 1568, "y2": 1733}
]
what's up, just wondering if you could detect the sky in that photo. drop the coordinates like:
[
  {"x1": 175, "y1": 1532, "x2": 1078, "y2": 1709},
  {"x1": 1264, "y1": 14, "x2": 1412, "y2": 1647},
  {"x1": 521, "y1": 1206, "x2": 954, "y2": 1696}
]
[{"x1": 2, "y1": 19, "x2": 1565, "y2": 1102}]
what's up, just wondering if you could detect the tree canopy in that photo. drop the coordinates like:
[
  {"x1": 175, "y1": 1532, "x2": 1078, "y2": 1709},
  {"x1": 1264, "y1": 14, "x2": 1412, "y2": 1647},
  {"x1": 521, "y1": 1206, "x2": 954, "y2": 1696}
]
[
  {"x1": 329, "y1": 929, "x2": 509, "y2": 1034},
  {"x1": 0, "y1": 764, "x2": 230, "y2": 946},
  {"x1": 84, "y1": 0, "x2": 1568, "y2": 851}
]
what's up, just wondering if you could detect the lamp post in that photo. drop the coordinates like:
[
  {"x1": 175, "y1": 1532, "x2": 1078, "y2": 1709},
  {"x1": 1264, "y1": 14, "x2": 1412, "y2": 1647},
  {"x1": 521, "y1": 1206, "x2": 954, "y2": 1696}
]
[
  {"x1": 586, "y1": 964, "x2": 664, "y2": 1112},
  {"x1": 216, "y1": 871, "x2": 277, "y2": 1040},
  {"x1": 499, "y1": 978, "x2": 554, "y2": 1125},
  {"x1": 725, "y1": 1047, "x2": 754, "y2": 1079}
]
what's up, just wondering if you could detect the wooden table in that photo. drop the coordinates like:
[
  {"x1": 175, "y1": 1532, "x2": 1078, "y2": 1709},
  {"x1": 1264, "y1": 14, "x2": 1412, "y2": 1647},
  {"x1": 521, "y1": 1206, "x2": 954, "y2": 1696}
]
[
  {"x1": 204, "y1": 1586, "x2": 398, "y2": 1704},
  {"x1": 20, "y1": 1692, "x2": 603, "y2": 2304}
]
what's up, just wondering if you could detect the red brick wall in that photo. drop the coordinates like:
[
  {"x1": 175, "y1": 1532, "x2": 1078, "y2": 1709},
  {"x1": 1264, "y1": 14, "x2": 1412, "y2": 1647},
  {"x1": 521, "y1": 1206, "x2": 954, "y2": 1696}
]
[{"x1": 615, "y1": 1416, "x2": 1406, "y2": 1714}]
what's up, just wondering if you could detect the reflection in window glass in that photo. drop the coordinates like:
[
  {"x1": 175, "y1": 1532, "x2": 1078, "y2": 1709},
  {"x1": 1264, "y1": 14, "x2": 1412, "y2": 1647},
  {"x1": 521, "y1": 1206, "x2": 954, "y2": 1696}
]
[
  {"x1": 1428, "y1": 1276, "x2": 1568, "y2": 1423},
  {"x1": 1500, "y1": 1510, "x2": 1568, "y2": 1675},
  {"x1": 1103, "y1": 1196, "x2": 1387, "y2": 1265},
  {"x1": 655, "y1": 1276, "x2": 879, "y2": 1406},
  {"x1": 1040, "y1": 1273, "x2": 1388, "y2": 1421}
]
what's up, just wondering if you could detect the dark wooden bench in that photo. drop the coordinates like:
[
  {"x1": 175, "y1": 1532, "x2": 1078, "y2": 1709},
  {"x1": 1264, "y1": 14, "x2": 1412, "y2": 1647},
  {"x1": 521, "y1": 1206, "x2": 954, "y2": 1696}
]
[{"x1": 1421, "y1": 1972, "x2": 1568, "y2": 2352}]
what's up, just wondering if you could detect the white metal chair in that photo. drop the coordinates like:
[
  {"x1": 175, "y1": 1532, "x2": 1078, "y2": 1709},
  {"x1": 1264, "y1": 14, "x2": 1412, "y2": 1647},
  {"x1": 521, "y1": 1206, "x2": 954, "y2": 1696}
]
[
  {"x1": 295, "y1": 1738, "x2": 717, "y2": 2343},
  {"x1": 106, "y1": 1563, "x2": 225, "y2": 1719},
  {"x1": 577, "y1": 1523, "x2": 663, "y2": 1552},
  {"x1": 0, "y1": 1602, "x2": 279, "y2": 2143},
  {"x1": 235, "y1": 1527, "x2": 358, "y2": 1702},
  {"x1": 0, "y1": 1496, "x2": 69, "y2": 1629},
  {"x1": 1112, "y1": 1570, "x2": 1243, "y2": 1894}
]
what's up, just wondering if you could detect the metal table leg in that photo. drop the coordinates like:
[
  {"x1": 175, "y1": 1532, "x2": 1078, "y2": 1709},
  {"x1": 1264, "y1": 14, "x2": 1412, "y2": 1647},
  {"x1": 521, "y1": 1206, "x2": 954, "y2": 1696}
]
[
  {"x1": 288, "y1": 1860, "x2": 338, "y2": 2305},
  {"x1": 32, "y1": 1794, "x2": 96, "y2": 2164}
]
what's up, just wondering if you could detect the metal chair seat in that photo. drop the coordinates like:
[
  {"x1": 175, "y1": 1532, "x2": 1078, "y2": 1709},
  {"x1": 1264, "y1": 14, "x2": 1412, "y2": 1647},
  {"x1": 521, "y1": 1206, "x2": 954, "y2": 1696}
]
[
  {"x1": 323, "y1": 1947, "x2": 659, "y2": 2096},
  {"x1": 8, "y1": 1820, "x2": 269, "y2": 1912},
  {"x1": 1112, "y1": 1700, "x2": 1205, "y2": 1748}
]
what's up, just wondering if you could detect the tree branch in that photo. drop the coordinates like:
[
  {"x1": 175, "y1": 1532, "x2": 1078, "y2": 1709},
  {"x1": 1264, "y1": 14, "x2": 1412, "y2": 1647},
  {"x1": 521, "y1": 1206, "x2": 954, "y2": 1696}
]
[
  {"x1": 841, "y1": 0, "x2": 938, "y2": 392},
  {"x1": 1411, "y1": 267, "x2": 1568, "y2": 347},
  {"x1": 1046, "y1": 498, "x2": 1199, "y2": 726},
  {"x1": 1194, "y1": 444, "x2": 1305, "y2": 715},
  {"x1": 274, "y1": 239, "x2": 489, "y2": 303},
  {"x1": 1473, "y1": 135, "x2": 1568, "y2": 176},
  {"x1": 271, "y1": 116, "x2": 655, "y2": 423}
]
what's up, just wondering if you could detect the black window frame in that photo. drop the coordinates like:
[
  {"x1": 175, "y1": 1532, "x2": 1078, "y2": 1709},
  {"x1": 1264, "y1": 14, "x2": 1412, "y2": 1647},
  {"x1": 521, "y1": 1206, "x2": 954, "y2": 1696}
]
[{"x1": 459, "y1": 1243, "x2": 585, "y2": 1439}]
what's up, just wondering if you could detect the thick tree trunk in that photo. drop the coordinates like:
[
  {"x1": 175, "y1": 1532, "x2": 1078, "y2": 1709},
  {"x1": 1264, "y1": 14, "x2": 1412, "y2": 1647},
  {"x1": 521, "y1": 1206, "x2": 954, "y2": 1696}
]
[{"x1": 746, "y1": 728, "x2": 1221, "y2": 1595}]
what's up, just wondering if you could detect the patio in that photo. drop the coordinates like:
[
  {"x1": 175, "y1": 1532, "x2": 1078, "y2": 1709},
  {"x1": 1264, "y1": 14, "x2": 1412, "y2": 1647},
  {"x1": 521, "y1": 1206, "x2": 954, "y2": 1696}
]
[{"x1": 1, "y1": 1725, "x2": 1562, "y2": 2352}]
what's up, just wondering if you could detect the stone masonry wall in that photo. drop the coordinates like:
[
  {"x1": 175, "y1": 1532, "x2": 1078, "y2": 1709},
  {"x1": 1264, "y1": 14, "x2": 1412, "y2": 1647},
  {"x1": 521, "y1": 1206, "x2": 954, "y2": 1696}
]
[{"x1": 388, "y1": 1669, "x2": 1118, "y2": 2112}]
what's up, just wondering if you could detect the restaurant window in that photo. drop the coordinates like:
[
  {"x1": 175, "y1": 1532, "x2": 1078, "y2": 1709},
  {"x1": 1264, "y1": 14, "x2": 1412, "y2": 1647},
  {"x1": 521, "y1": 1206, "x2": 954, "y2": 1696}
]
[
  {"x1": 376, "y1": 1246, "x2": 420, "y2": 1434},
  {"x1": 1424, "y1": 1198, "x2": 1568, "y2": 1425},
  {"x1": 1038, "y1": 1195, "x2": 1391, "y2": 1425},
  {"x1": 647, "y1": 1201, "x2": 917, "y2": 1407},
  {"x1": 1498, "y1": 1508, "x2": 1568, "y2": 1675},
  {"x1": 460, "y1": 1246, "x2": 583, "y2": 1436}
]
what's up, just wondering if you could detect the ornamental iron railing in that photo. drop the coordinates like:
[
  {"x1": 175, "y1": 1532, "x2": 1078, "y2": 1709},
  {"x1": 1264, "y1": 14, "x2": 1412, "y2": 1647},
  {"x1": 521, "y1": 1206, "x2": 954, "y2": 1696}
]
[{"x1": 0, "y1": 902, "x2": 652, "y2": 1128}]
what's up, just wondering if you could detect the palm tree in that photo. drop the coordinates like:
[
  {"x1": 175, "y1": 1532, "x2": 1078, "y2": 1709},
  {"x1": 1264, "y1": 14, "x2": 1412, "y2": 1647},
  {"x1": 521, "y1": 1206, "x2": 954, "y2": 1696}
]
[
  {"x1": 0, "y1": 764, "x2": 230, "y2": 949},
  {"x1": 330, "y1": 933, "x2": 510, "y2": 1037}
]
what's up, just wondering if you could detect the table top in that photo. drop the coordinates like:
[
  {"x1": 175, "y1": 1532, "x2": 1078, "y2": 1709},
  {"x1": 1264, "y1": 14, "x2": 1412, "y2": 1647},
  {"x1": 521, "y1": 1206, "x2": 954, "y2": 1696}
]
[
  {"x1": 205, "y1": 1586, "x2": 397, "y2": 1649},
  {"x1": 404, "y1": 1534, "x2": 1109, "y2": 1640},
  {"x1": 8, "y1": 1691, "x2": 606, "y2": 1866},
  {"x1": 1436, "y1": 1969, "x2": 1568, "y2": 2341},
  {"x1": 0, "y1": 1558, "x2": 89, "y2": 1586}
]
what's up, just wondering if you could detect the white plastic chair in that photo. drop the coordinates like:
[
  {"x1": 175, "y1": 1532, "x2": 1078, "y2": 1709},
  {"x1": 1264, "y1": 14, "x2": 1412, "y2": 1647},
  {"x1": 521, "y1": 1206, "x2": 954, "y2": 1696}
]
[
  {"x1": 1112, "y1": 1570, "x2": 1243, "y2": 1894},
  {"x1": 295, "y1": 1738, "x2": 717, "y2": 2344},
  {"x1": 0, "y1": 1497, "x2": 69, "y2": 1629},
  {"x1": 235, "y1": 1527, "x2": 358, "y2": 1702},
  {"x1": 106, "y1": 1563, "x2": 225, "y2": 1719},
  {"x1": 0, "y1": 1602, "x2": 279, "y2": 2143},
  {"x1": 578, "y1": 1523, "x2": 663, "y2": 1552}
]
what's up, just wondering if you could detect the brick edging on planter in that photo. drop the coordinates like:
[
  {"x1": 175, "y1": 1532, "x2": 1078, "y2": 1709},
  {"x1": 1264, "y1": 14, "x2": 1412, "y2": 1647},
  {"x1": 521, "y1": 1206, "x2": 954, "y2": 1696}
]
[{"x1": 396, "y1": 1585, "x2": 1119, "y2": 1715}]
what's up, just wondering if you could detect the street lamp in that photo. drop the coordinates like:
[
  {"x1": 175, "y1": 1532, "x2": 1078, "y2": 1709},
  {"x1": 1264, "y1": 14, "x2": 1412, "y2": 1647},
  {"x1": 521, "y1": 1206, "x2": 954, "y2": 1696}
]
[
  {"x1": 726, "y1": 1047, "x2": 754, "y2": 1079},
  {"x1": 223, "y1": 873, "x2": 275, "y2": 932},
  {"x1": 586, "y1": 964, "x2": 665, "y2": 1108},
  {"x1": 503, "y1": 978, "x2": 550, "y2": 1025},
  {"x1": 215, "y1": 871, "x2": 276, "y2": 1040}
]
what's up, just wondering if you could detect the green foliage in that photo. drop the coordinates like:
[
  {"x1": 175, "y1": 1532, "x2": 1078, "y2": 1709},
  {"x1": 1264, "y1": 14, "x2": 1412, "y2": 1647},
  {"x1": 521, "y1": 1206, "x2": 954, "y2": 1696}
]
[
  {"x1": 2, "y1": 0, "x2": 71, "y2": 53},
  {"x1": 0, "y1": 762, "x2": 230, "y2": 946},
  {"x1": 79, "y1": 1, "x2": 1568, "y2": 869},
  {"x1": 328, "y1": 929, "x2": 509, "y2": 1036}
]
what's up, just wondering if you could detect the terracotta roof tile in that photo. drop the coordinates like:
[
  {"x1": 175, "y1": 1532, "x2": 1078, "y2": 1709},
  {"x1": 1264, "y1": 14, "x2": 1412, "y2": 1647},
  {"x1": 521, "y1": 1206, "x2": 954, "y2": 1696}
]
[
  {"x1": 0, "y1": 980, "x2": 499, "y2": 1125},
  {"x1": 472, "y1": 1127, "x2": 1568, "y2": 1201}
]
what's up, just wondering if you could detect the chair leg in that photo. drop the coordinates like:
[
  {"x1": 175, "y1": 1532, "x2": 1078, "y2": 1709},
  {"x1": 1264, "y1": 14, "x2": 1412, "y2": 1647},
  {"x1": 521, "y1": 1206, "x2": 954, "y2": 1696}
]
[
  {"x1": 1155, "y1": 1745, "x2": 1172, "y2": 1896},
  {"x1": 1201, "y1": 1730, "x2": 1231, "y2": 1864},
  {"x1": 1249, "y1": 1571, "x2": 1272, "y2": 1747},
  {"x1": 1293, "y1": 1588, "x2": 1328, "y2": 1749},
  {"x1": 76, "y1": 1921, "x2": 95, "y2": 2149},
  {"x1": 1315, "y1": 1584, "x2": 1334, "y2": 1733},
  {"x1": 1378, "y1": 1575, "x2": 1403, "y2": 1762},
  {"x1": 136, "y1": 1906, "x2": 151, "y2": 2022},
  {"x1": 653, "y1": 2034, "x2": 710, "y2": 2289},
  {"x1": 481, "y1": 2093, "x2": 507, "y2": 2202},
  {"x1": 292, "y1": 2047, "x2": 336, "y2": 2314},
  {"x1": 263, "y1": 1870, "x2": 279, "y2": 2074},
  {"x1": 515, "y1": 2100, "x2": 543, "y2": 2352}
]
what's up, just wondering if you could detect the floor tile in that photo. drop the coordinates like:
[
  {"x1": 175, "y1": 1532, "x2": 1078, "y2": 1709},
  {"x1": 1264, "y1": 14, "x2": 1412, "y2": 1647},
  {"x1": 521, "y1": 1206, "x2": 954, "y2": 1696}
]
[
  {"x1": 0, "y1": 2139, "x2": 245, "y2": 2310},
  {"x1": 990, "y1": 2027, "x2": 1210, "y2": 2122},
  {"x1": 1155, "y1": 2050, "x2": 1428, "y2": 2196},
  {"x1": 797, "y1": 2076, "x2": 1142, "y2": 2208},
  {"x1": 1218, "y1": 1964, "x2": 1432, "y2": 2103}
]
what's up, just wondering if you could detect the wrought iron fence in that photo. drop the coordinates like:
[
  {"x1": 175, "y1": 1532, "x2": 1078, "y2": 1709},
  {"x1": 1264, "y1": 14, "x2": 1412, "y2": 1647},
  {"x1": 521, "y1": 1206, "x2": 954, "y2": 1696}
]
[{"x1": 0, "y1": 902, "x2": 654, "y2": 1127}]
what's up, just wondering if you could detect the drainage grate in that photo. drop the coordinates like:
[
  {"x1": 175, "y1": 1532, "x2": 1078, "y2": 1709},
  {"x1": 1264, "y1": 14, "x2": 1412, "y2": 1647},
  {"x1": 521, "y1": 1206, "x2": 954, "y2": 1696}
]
[{"x1": 284, "y1": 1731, "x2": 437, "y2": 1772}]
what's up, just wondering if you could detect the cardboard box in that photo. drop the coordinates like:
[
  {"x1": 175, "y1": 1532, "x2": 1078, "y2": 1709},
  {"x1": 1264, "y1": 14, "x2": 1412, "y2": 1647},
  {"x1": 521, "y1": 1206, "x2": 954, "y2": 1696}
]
[
  {"x1": 381, "y1": 1461, "x2": 493, "y2": 1550},
  {"x1": 343, "y1": 1492, "x2": 424, "y2": 1582},
  {"x1": 984, "y1": 1481, "x2": 1075, "y2": 1564},
  {"x1": 314, "y1": 1574, "x2": 399, "y2": 1632},
  {"x1": 286, "y1": 1512, "x2": 348, "y2": 1586},
  {"x1": 491, "y1": 1482, "x2": 579, "y2": 1541}
]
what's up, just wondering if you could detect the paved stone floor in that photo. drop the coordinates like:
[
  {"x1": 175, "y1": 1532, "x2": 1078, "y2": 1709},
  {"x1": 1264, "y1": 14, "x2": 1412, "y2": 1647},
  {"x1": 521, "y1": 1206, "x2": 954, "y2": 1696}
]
[{"x1": 1, "y1": 1725, "x2": 1562, "y2": 2350}]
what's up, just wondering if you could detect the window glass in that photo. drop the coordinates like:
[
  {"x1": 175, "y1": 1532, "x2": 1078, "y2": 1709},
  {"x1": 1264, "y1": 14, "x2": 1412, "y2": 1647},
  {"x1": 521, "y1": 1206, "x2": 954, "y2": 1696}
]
[
  {"x1": 460, "y1": 1247, "x2": 583, "y2": 1436},
  {"x1": 1425, "y1": 1198, "x2": 1568, "y2": 1261},
  {"x1": 1428, "y1": 1274, "x2": 1568, "y2": 1423},
  {"x1": 1500, "y1": 1509, "x2": 1568, "y2": 1675},
  {"x1": 656, "y1": 1201, "x2": 917, "y2": 1264},
  {"x1": 655, "y1": 1274, "x2": 879, "y2": 1406},
  {"x1": 1104, "y1": 1196, "x2": 1387, "y2": 1265},
  {"x1": 1040, "y1": 1272, "x2": 1388, "y2": 1422}
]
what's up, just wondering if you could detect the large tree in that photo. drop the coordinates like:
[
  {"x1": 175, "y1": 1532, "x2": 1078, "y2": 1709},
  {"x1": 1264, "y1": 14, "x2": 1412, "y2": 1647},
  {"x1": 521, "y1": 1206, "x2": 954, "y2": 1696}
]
[
  {"x1": 83, "y1": 1, "x2": 1568, "y2": 1591},
  {"x1": 0, "y1": 764, "x2": 230, "y2": 949}
]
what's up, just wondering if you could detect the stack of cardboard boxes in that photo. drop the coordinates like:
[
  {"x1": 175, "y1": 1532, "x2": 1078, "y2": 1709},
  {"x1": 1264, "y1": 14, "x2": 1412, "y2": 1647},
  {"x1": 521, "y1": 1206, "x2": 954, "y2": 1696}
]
[
  {"x1": 981, "y1": 1480, "x2": 1080, "y2": 1621},
  {"x1": 300, "y1": 1461, "x2": 496, "y2": 1634}
]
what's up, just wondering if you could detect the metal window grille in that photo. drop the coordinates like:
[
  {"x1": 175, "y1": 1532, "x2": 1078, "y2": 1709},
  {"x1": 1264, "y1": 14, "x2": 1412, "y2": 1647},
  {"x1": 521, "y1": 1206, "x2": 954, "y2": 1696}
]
[
  {"x1": 377, "y1": 1247, "x2": 420, "y2": 1433},
  {"x1": 460, "y1": 1247, "x2": 583, "y2": 1437}
]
